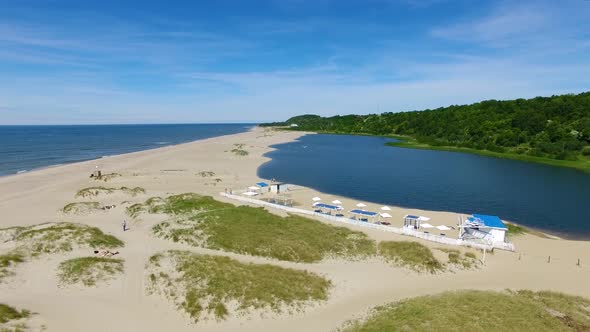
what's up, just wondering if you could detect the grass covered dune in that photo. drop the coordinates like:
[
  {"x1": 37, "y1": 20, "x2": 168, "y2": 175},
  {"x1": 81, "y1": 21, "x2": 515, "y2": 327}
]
[
  {"x1": 0, "y1": 222, "x2": 124, "y2": 282},
  {"x1": 132, "y1": 193, "x2": 376, "y2": 263},
  {"x1": 133, "y1": 193, "x2": 481, "y2": 272},
  {"x1": 338, "y1": 290, "x2": 590, "y2": 332},
  {"x1": 147, "y1": 251, "x2": 331, "y2": 322},
  {"x1": 58, "y1": 257, "x2": 124, "y2": 287}
]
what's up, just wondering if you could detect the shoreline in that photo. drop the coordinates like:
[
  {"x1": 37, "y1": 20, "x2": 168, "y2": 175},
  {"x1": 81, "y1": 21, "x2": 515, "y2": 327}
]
[{"x1": 0, "y1": 125, "x2": 257, "y2": 180}]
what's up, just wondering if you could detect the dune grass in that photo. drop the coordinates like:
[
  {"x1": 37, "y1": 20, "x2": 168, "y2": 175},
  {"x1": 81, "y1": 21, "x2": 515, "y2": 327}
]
[
  {"x1": 436, "y1": 248, "x2": 478, "y2": 269},
  {"x1": 140, "y1": 193, "x2": 375, "y2": 263},
  {"x1": 0, "y1": 223, "x2": 123, "y2": 284},
  {"x1": 378, "y1": 241, "x2": 442, "y2": 273},
  {"x1": 62, "y1": 202, "x2": 101, "y2": 214},
  {"x1": 0, "y1": 253, "x2": 25, "y2": 282},
  {"x1": 337, "y1": 290, "x2": 590, "y2": 332},
  {"x1": 75, "y1": 186, "x2": 145, "y2": 198},
  {"x1": 147, "y1": 251, "x2": 331, "y2": 322},
  {"x1": 0, "y1": 304, "x2": 30, "y2": 324},
  {"x1": 230, "y1": 143, "x2": 249, "y2": 156},
  {"x1": 13, "y1": 222, "x2": 124, "y2": 257},
  {"x1": 58, "y1": 257, "x2": 124, "y2": 286},
  {"x1": 507, "y1": 223, "x2": 526, "y2": 236}
]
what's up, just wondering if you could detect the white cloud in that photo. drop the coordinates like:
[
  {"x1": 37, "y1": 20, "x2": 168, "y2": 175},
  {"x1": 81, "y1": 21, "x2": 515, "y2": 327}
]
[{"x1": 431, "y1": 4, "x2": 550, "y2": 47}]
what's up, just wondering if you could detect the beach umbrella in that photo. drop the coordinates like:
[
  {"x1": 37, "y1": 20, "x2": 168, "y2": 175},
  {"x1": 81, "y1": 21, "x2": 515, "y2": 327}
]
[
  {"x1": 418, "y1": 216, "x2": 431, "y2": 221},
  {"x1": 242, "y1": 191, "x2": 258, "y2": 196},
  {"x1": 356, "y1": 203, "x2": 367, "y2": 208},
  {"x1": 332, "y1": 200, "x2": 342, "y2": 205},
  {"x1": 421, "y1": 223, "x2": 434, "y2": 229},
  {"x1": 312, "y1": 197, "x2": 322, "y2": 201},
  {"x1": 436, "y1": 225, "x2": 451, "y2": 231},
  {"x1": 380, "y1": 213, "x2": 392, "y2": 218},
  {"x1": 248, "y1": 186, "x2": 260, "y2": 191},
  {"x1": 381, "y1": 206, "x2": 391, "y2": 211}
]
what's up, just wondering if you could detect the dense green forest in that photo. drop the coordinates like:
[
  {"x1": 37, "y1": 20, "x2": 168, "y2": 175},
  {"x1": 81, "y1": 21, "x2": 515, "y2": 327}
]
[{"x1": 262, "y1": 92, "x2": 590, "y2": 170}]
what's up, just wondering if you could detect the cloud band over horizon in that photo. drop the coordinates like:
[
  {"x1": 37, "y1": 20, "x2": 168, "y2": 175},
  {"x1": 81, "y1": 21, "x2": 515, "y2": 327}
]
[{"x1": 1, "y1": 0, "x2": 589, "y2": 124}]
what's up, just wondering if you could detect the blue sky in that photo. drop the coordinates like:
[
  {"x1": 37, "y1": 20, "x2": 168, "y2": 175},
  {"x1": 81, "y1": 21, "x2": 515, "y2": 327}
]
[{"x1": 1, "y1": 0, "x2": 589, "y2": 124}]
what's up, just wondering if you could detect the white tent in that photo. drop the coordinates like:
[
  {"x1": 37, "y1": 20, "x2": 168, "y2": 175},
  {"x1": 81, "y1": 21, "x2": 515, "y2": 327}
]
[
  {"x1": 381, "y1": 206, "x2": 391, "y2": 211},
  {"x1": 248, "y1": 186, "x2": 260, "y2": 191},
  {"x1": 418, "y1": 216, "x2": 431, "y2": 221},
  {"x1": 436, "y1": 225, "x2": 451, "y2": 231},
  {"x1": 312, "y1": 197, "x2": 322, "y2": 201},
  {"x1": 242, "y1": 191, "x2": 258, "y2": 196},
  {"x1": 332, "y1": 200, "x2": 342, "y2": 205},
  {"x1": 379, "y1": 213, "x2": 392, "y2": 218},
  {"x1": 421, "y1": 223, "x2": 434, "y2": 228},
  {"x1": 356, "y1": 203, "x2": 367, "y2": 208}
]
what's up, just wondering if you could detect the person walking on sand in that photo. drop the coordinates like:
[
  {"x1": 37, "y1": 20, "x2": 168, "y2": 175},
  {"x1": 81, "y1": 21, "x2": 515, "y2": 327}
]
[{"x1": 122, "y1": 219, "x2": 127, "y2": 232}]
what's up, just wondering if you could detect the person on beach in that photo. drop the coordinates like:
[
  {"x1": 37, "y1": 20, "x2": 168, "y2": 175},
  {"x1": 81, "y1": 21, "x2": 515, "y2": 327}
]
[{"x1": 122, "y1": 219, "x2": 127, "y2": 232}]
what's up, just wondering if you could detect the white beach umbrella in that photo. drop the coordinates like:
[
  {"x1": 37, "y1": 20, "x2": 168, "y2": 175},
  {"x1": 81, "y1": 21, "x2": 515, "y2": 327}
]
[
  {"x1": 380, "y1": 213, "x2": 392, "y2": 218},
  {"x1": 332, "y1": 200, "x2": 342, "y2": 205},
  {"x1": 312, "y1": 197, "x2": 322, "y2": 201},
  {"x1": 418, "y1": 216, "x2": 431, "y2": 221},
  {"x1": 242, "y1": 191, "x2": 258, "y2": 196},
  {"x1": 248, "y1": 186, "x2": 260, "y2": 191},
  {"x1": 436, "y1": 225, "x2": 451, "y2": 231},
  {"x1": 381, "y1": 206, "x2": 391, "y2": 211},
  {"x1": 421, "y1": 223, "x2": 434, "y2": 228},
  {"x1": 356, "y1": 203, "x2": 367, "y2": 208}
]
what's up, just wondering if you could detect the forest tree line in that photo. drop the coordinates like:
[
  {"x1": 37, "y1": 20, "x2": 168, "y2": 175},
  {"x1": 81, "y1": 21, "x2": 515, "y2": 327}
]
[{"x1": 262, "y1": 92, "x2": 590, "y2": 161}]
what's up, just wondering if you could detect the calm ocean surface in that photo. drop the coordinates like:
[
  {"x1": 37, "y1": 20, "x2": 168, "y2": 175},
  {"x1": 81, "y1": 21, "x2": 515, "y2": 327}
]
[
  {"x1": 0, "y1": 124, "x2": 253, "y2": 177},
  {"x1": 258, "y1": 134, "x2": 590, "y2": 239}
]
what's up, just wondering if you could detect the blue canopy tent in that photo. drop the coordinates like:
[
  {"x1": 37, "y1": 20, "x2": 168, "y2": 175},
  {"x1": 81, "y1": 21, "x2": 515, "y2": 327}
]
[
  {"x1": 349, "y1": 209, "x2": 378, "y2": 222},
  {"x1": 313, "y1": 203, "x2": 343, "y2": 215},
  {"x1": 256, "y1": 182, "x2": 269, "y2": 187}
]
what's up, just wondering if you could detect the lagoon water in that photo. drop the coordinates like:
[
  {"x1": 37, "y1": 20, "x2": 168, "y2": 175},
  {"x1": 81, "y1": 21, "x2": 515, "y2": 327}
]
[
  {"x1": 258, "y1": 134, "x2": 590, "y2": 238},
  {"x1": 0, "y1": 124, "x2": 253, "y2": 177}
]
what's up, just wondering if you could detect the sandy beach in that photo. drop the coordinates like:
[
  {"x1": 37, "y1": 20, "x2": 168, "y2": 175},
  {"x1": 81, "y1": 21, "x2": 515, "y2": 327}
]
[{"x1": 1, "y1": 127, "x2": 590, "y2": 332}]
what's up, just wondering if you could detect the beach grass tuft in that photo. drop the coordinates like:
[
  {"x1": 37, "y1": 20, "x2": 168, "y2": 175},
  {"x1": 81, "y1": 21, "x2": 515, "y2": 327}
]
[
  {"x1": 337, "y1": 290, "x2": 590, "y2": 332},
  {"x1": 0, "y1": 253, "x2": 25, "y2": 282},
  {"x1": 436, "y1": 248, "x2": 478, "y2": 269},
  {"x1": 75, "y1": 186, "x2": 145, "y2": 198},
  {"x1": 378, "y1": 241, "x2": 443, "y2": 273},
  {"x1": 58, "y1": 257, "x2": 124, "y2": 287},
  {"x1": 0, "y1": 304, "x2": 30, "y2": 324},
  {"x1": 230, "y1": 143, "x2": 249, "y2": 156},
  {"x1": 147, "y1": 251, "x2": 331, "y2": 322},
  {"x1": 507, "y1": 223, "x2": 526, "y2": 236},
  {"x1": 143, "y1": 193, "x2": 376, "y2": 263},
  {"x1": 62, "y1": 202, "x2": 101, "y2": 214}
]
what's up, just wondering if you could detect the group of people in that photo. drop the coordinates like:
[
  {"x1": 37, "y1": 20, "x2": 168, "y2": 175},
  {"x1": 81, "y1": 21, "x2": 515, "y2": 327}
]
[{"x1": 93, "y1": 249, "x2": 119, "y2": 257}]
